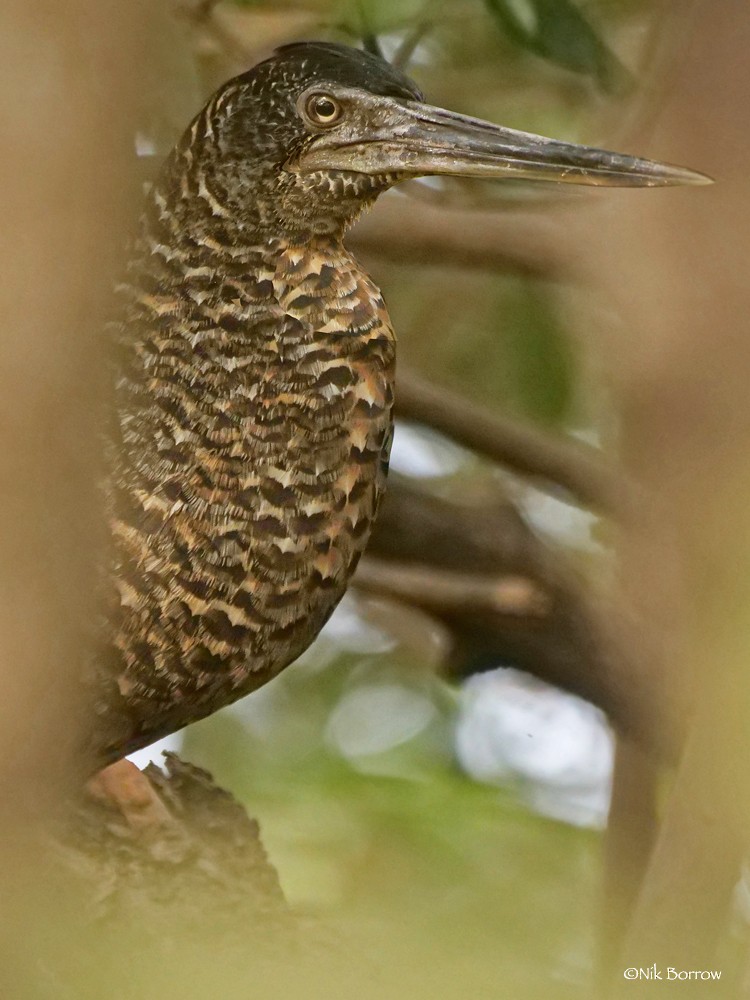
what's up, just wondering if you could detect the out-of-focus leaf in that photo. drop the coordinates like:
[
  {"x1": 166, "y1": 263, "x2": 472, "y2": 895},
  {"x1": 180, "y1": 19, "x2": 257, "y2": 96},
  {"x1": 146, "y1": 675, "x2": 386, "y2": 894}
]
[
  {"x1": 500, "y1": 279, "x2": 576, "y2": 426},
  {"x1": 390, "y1": 268, "x2": 578, "y2": 431},
  {"x1": 483, "y1": 0, "x2": 633, "y2": 94},
  {"x1": 333, "y1": 0, "x2": 428, "y2": 40}
]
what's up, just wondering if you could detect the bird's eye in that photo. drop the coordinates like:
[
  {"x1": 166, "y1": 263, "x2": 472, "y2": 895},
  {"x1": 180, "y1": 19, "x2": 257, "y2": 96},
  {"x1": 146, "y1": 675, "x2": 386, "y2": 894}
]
[{"x1": 304, "y1": 93, "x2": 343, "y2": 128}]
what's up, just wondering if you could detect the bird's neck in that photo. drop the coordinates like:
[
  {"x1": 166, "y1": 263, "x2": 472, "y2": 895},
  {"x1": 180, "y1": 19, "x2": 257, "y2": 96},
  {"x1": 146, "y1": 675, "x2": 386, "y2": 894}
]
[{"x1": 147, "y1": 139, "x2": 392, "y2": 250}]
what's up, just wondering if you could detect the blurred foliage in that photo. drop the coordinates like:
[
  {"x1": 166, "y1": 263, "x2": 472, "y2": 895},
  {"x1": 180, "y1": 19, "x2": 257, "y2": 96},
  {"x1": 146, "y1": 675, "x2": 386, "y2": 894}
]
[
  {"x1": 321, "y1": 0, "x2": 639, "y2": 96},
  {"x1": 181, "y1": 635, "x2": 601, "y2": 999},
  {"x1": 381, "y1": 265, "x2": 578, "y2": 427},
  {"x1": 483, "y1": 0, "x2": 632, "y2": 93}
]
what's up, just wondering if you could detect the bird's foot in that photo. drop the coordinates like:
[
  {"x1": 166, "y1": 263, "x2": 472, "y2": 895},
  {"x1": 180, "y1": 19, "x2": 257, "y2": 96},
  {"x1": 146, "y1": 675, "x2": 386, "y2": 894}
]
[{"x1": 86, "y1": 758, "x2": 173, "y2": 834}]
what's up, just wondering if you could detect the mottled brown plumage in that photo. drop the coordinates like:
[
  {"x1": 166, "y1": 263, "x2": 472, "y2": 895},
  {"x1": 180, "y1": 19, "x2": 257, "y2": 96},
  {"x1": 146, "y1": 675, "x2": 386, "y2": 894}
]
[
  {"x1": 90, "y1": 41, "x2": 708, "y2": 766},
  {"x1": 92, "y1": 45, "x2": 415, "y2": 763}
]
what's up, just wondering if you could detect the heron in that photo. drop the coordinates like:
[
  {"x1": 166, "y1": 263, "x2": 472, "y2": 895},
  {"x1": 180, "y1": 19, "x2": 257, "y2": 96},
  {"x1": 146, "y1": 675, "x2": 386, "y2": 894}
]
[{"x1": 89, "y1": 40, "x2": 708, "y2": 771}]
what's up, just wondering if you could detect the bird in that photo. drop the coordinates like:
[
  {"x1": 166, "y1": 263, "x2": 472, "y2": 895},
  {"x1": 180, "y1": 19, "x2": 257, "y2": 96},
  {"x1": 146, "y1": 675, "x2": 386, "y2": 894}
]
[{"x1": 89, "y1": 40, "x2": 709, "y2": 769}]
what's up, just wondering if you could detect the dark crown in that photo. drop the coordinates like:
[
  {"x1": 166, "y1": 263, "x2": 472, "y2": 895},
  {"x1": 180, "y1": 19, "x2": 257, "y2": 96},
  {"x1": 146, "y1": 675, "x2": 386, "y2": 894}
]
[{"x1": 243, "y1": 41, "x2": 424, "y2": 103}]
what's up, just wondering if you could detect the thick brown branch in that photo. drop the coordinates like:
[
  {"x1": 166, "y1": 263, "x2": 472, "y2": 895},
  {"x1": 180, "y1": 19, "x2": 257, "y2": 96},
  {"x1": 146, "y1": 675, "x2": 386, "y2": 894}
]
[
  {"x1": 611, "y1": 671, "x2": 749, "y2": 994},
  {"x1": 355, "y1": 558, "x2": 550, "y2": 618},
  {"x1": 598, "y1": 739, "x2": 659, "y2": 991}
]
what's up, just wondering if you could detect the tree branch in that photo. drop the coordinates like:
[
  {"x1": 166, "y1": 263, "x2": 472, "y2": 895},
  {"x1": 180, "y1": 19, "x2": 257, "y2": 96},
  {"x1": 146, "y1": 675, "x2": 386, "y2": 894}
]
[
  {"x1": 350, "y1": 193, "x2": 578, "y2": 282},
  {"x1": 355, "y1": 557, "x2": 550, "y2": 618},
  {"x1": 396, "y1": 367, "x2": 630, "y2": 515},
  {"x1": 598, "y1": 739, "x2": 659, "y2": 991},
  {"x1": 611, "y1": 671, "x2": 749, "y2": 995},
  {"x1": 366, "y1": 478, "x2": 678, "y2": 757}
]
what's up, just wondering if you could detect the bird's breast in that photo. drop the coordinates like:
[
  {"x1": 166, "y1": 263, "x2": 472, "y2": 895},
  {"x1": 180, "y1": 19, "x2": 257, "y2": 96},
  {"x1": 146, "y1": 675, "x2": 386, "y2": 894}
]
[{"x1": 108, "y1": 239, "x2": 395, "y2": 710}]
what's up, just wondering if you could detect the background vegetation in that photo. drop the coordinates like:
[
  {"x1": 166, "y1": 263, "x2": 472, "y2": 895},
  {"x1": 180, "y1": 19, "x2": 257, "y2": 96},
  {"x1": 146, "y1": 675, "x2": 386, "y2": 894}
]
[{"x1": 1, "y1": 1, "x2": 748, "y2": 997}]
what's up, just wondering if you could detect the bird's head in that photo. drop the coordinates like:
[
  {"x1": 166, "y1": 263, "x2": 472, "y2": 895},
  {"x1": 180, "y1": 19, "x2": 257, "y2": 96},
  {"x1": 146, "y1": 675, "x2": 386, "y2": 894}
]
[{"x1": 172, "y1": 41, "x2": 710, "y2": 240}]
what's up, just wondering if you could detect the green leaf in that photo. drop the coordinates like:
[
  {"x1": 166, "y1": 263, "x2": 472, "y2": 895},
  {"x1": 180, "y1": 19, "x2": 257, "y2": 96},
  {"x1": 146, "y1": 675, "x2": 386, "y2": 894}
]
[
  {"x1": 333, "y1": 0, "x2": 428, "y2": 40},
  {"x1": 483, "y1": 0, "x2": 632, "y2": 94}
]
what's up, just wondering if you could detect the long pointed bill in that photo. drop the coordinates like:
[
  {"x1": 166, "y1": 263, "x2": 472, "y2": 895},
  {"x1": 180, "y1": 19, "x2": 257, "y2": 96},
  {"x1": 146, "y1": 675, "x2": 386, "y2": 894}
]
[{"x1": 297, "y1": 98, "x2": 712, "y2": 188}]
